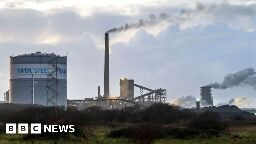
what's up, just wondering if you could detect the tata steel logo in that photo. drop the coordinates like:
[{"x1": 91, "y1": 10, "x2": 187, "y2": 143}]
[{"x1": 6, "y1": 123, "x2": 75, "y2": 134}]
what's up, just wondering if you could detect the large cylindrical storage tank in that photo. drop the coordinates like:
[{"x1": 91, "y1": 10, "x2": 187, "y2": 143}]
[{"x1": 10, "y1": 52, "x2": 67, "y2": 107}]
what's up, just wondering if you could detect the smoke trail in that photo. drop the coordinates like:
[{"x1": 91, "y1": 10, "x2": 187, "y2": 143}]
[
  {"x1": 106, "y1": 13, "x2": 174, "y2": 33},
  {"x1": 106, "y1": 2, "x2": 207, "y2": 33},
  {"x1": 106, "y1": 2, "x2": 256, "y2": 33},
  {"x1": 207, "y1": 68, "x2": 256, "y2": 89},
  {"x1": 106, "y1": 6, "x2": 207, "y2": 33},
  {"x1": 174, "y1": 95, "x2": 196, "y2": 108}
]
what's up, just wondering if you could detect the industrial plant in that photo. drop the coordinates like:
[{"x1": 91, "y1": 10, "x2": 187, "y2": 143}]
[
  {"x1": 0, "y1": 31, "x2": 228, "y2": 110},
  {"x1": 0, "y1": 31, "x2": 220, "y2": 110},
  {"x1": 2, "y1": 32, "x2": 167, "y2": 110},
  {"x1": 68, "y1": 32, "x2": 167, "y2": 109},
  {"x1": 1, "y1": 41, "x2": 218, "y2": 110}
]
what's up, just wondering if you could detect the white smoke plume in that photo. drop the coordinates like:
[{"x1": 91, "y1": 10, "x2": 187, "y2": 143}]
[
  {"x1": 207, "y1": 68, "x2": 256, "y2": 89},
  {"x1": 200, "y1": 100, "x2": 213, "y2": 107},
  {"x1": 174, "y1": 95, "x2": 196, "y2": 108},
  {"x1": 228, "y1": 97, "x2": 250, "y2": 108}
]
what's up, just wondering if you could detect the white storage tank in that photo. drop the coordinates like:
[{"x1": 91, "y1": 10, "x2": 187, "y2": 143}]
[{"x1": 10, "y1": 52, "x2": 67, "y2": 107}]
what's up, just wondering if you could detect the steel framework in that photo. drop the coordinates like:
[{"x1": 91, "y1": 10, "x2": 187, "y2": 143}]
[{"x1": 47, "y1": 56, "x2": 59, "y2": 106}]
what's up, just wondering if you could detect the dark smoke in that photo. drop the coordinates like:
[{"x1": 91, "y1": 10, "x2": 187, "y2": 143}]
[
  {"x1": 207, "y1": 68, "x2": 256, "y2": 89},
  {"x1": 105, "y1": 2, "x2": 214, "y2": 33},
  {"x1": 106, "y1": 2, "x2": 256, "y2": 33},
  {"x1": 106, "y1": 2, "x2": 212, "y2": 33},
  {"x1": 106, "y1": 13, "x2": 173, "y2": 33}
]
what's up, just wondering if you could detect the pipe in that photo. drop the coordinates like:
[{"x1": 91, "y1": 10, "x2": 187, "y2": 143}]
[
  {"x1": 104, "y1": 33, "x2": 110, "y2": 98},
  {"x1": 196, "y1": 101, "x2": 200, "y2": 110},
  {"x1": 32, "y1": 74, "x2": 35, "y2": 104}
]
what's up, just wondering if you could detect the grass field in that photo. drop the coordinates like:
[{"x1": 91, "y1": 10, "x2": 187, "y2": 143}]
[{"x1": 1, "y1": 125, "x2": 256, "y2": 144}]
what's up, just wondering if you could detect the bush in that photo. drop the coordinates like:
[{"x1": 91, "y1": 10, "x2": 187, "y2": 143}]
[
  {"x1": 140, "y1": 104, "x2": 195, "y2": 124},
  {"x1": 108, "y1": 125, "x2": 223, "y2": 142},
  {"x1": 0, "y1": 124, "x2": 5, "y2": 134},
  {"x1": 108, "y1": 124, "x2": 165, "y2": 144},
  {"x1": 188, "y1": 111, "x2": 227, "y2": 132},
  {"x1": 165, "y1": 128, "x2": 201, "y2": 139}
]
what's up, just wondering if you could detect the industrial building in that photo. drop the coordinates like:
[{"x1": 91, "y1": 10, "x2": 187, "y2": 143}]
[
  {"x1": 68, "y1": 77, "x2": 166, "y2": 109},
  {"x1": 120, "y1": 78, "x2": 134, "y2": 100},
  {"x1": 9, "y1": 52, "x2": 67, "y2": 107},
  {"x1": 200, "y1": 86, "x2": 213, "y2": 106}
]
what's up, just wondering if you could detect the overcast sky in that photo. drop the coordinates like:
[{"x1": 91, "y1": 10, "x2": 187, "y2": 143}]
[{"x1": 0, "y1": 0, "x2": 256, "y2": 107}]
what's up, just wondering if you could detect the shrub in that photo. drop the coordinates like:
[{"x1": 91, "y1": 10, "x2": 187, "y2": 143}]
[
  {"x1": 188, "y1": 111, "x2": 227, "y2": 132},
  {"x1": 140, "y1": 104, "x2": 183, "y2": 124},
  {"x1": 0, "y1": 124, "x2": 5, "y2": 134},
  {"x1": 165, "y1": 128, "x2": 201, "y2": 139},
  {"x1": 108, "y1": 124, "x2": 165, "y2": 144}
]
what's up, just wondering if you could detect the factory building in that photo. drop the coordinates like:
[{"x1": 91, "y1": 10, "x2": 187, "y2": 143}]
[
  {"x1": 9, "y1": 52, "x2": 67, "y2": 107},
  {"x1": 200, "y1": 86, "x2": 213, "y2": 106},
  {"x1": 120, "y1": 78, "x2": 134, "y2": 100}
]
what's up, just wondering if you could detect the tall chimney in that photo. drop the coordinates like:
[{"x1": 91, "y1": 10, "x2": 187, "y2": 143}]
[
  {"x1": 196, "y1": 101, "x2": 200, "y2": 110},
  {"x1": 104, "y1": 33, "x2": 110, "y2": 98},
  {"x1": 98, "y1": 86, "x2": 101, "y2": 98}
]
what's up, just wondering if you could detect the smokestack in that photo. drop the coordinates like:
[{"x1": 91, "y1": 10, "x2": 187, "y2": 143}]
[
  {"x1": 104, "y1": 33, "x2": 110, "y2": 98},
  {"x1": 196, "y1": 101, "x2": 200, "y2": 110},
  {"x1": 98, "y1": 86, "x2": 101, "y2": 98}
]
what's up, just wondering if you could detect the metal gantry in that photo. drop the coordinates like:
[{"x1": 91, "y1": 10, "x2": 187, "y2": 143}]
[
  {"x1": 68, "y1": 83, "x2": 167, "y2": 109},
  {"x1": 47, "y1": 56, "x2": 59, "y2": 106},
  {"x1": 132, "y1": 84, "x2": 166, "y2": 103}
]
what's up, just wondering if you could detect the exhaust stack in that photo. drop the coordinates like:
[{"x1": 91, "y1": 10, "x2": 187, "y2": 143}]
[
  {"x1": 98, "y1": 86, "x2": 101, "y2": 98},
  {"x1": 104, "y1": 33, "x2": 110, "y2": 98}
]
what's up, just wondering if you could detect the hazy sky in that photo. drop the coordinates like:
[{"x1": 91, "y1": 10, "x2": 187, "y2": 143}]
[{"x1": 0, "y1": 0, "x2": 256, "y2": 107}]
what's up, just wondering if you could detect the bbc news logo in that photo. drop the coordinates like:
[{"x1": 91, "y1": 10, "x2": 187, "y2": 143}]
[{"x1": 6, "y1": 123, "x2": 75, "y2": 134}]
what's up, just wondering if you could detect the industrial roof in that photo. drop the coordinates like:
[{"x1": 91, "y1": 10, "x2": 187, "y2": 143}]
[{"x1": 11, "y1": 52, "x2": 65, "y2": 57}]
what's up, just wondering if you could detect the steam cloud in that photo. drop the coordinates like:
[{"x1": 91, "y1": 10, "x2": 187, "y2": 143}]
[
  {"x1": 174, "y1": 95, "x2": 196, "y2": 108},
  {"x1": 218, "y1": 97, "x2": 250, "y2": 108},
  {"x1": 228, "y1": 97, "x2": 249, "y2": 107},
  {"x1": 217, "y1": 97, "x2": 251, "y2": 108},
  {"x1": 207, "y1": 68, "x2": 256, "y2": 89}
]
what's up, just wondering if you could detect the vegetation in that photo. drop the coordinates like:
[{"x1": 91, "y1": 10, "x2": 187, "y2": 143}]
[{"x1": 0, "y1": 103, "x2": 255, "y2": 143}]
